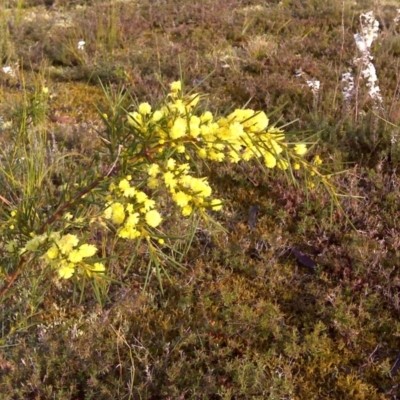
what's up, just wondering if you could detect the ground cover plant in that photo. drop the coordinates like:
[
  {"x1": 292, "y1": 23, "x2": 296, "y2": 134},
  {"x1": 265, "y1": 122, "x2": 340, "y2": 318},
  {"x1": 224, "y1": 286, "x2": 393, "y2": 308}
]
[{"x1": 1, "y1": 0, "x2": 400, "y2": 398}]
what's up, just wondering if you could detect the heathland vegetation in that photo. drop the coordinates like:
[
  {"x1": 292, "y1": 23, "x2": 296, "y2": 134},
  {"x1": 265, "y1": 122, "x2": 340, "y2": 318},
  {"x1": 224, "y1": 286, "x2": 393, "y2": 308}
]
[{"x1": 1, "y1": 0, "x2": 400, "y2": 398}]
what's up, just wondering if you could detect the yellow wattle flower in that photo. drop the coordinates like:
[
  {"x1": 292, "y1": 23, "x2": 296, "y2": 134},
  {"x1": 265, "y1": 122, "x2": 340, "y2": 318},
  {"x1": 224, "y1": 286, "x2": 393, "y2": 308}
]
[
  {"x1": 138, "y1": 102, "x2": 152, "y2": 115},
  {"x1": 145, "y1": 210, "x2": 162, "y2": 228},
  {"x1": 58, "y1": 261, "x2": 75, "y2": 279},
  {"x1": 170, "y1": 80, "x2": 181, "y2": 92},
  {"x1": 294, "y1": 144, "x2": 307, "y2": 155}
]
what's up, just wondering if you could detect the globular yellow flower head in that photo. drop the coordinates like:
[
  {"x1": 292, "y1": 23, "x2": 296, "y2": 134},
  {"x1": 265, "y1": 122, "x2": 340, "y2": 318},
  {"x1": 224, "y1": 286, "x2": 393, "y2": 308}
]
[
  {"x1": 152, "y1": 110, "x2": 164, "y2": 122},
  {"x1": 187, "y1": 94, "x2": 200, "y2": 109},
  {"x1": 86, "y1": 262, "x2": 105, "y2": 278},
  {"x1": 251, "y1": 111, "x2": 269, "y2": 131},
  {"x1": 190, "y1": 178, "x2": 212, "y2": 197},
  {"x1": 148, "y1": 177, "x2": 160, "y2": 189},
  {"x1": 81, "y1": 244, "x2": 97, "y2": 256},
  {"x1": 72, "y1": 244, "x2": 97, "y2": 261},
  {"x1": 68, "y1": 249, "x2": 85, "y2": 263},
  {"x1": 136, "y1": 191, "x2": 148, "y2": 203},
  {"x1": 210, "y1": 199, "x2": 223, "y2": 211},
  {"x1": 170, "y1": 117, "x2": 187, "y2": 139},
  {"x1": 5, "y1": 240, "x2": 17, "y2": 253},
  {"x1": 127, "y1": 111, "x2": 143, "y2": 127},
  {"x1": 58, "y1": 234, "x2": 79, "y2": 255},
  {"x1": 145, "y1": 209, "x2": 162, "y2": 228},
  {"x1": 170, "y1": 80, "x2": 182, "y2": 93},
  {"x1": 182, "y1": 205, "x2": 193, "y2": 217},
  {"x1": 106, "y1": 203, "x2": 126, "y2": 225},
  {"x1": 229, "y1": 109, "x2": 255, "y2": 125},
  {"x1": 264, "y1": 152, "x2": 277, "y2": 168},
  {"x1": 189, "y1": 115, "x2": 201, "y2": 138},
  {"x1": 173, "y1": 191, "x2": 191, "y2": 207},
  {"x1": 58, "y1": 261, "x2": 75, "y2": 279},
  {"x1": 24, "y1": 234, "x2": 48, "y2": 252},
  {"x1": 46, "y1": 246, "x2": 59, "y2": 260},
  {"x1": 294, "y1": 144, "x2": 307, "y2": 156},
  {"x1": 138, "y1": 102, "x2": 152, "y2": 115},
  {"x1": 119, "y1": 178, "x2": 130, "y2": 191},
  {"x1": 148, "y1": 164, "x2": 160, "y2": 177},
  {"x1": 118, "y1": 178, "x2": 136, "y2": 198},
  {"x1": 167, "y1": 158, "x2": 176, "y2": 170},
  {"x1": 164, "y1": 171, "x2": 177, "y2": 189}
]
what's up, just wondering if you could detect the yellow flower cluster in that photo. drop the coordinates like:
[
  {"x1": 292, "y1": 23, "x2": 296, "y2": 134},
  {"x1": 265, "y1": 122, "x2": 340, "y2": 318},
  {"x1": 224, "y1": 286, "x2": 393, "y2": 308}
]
[
  {"x1": 313, "y1": 155, "x2": 323, "y2": 165},
  {"x1": 146, "y1": 160, "x2": 222, "y2": 216},
  {"x1": 119, "y1": 80, "x2": 313, "y2": 220},
  {"x1": 41, "y1": 233, "x2": 104, "y2": 279},
  {"x1": 5, "y1": 80, "x2": 320, "y2": 285},
  {"x1": 127, "y1": 81, "x2": 309, "y2": 171},
  {"x1": 7, "y1": 210, "x2": 18, "y2": 231},
  {"x1": 97, "y1": 79, "x2": 316, "y2": 258},
  {"x1": 104, "y1": 175, "x2": 163, "y2": 238}
]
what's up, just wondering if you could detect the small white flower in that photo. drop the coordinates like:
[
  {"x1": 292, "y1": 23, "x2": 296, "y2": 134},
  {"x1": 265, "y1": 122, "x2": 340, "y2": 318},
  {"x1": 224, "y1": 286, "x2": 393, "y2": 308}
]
[
  {"x1": 77, "y1": 40, "x2": 85, "y2": 51},
  {"x1": 342, "y1": 71, "x2": 354, "y2": 102},
  {"x1": 359, "y1": 11, "x2": 379, "y2": 49},
  {"x1": 307, "y1": 79, "x2": 320, "y2": 96},
  {"x1": 353, "y1": 11, "x2": 384, "y2": 110},
  {"x1": 2, "y1": 66, "x2": 13, "y2": 75},
  {"x1": 361, "y1": 63, "x2": 377, "y2": 85},
  {"x1": 2, "y1": 63, "x2": 19, "y2": 78},
  {"x1": 354, "y1": 33, "x2": 368, "y2": 54}
]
